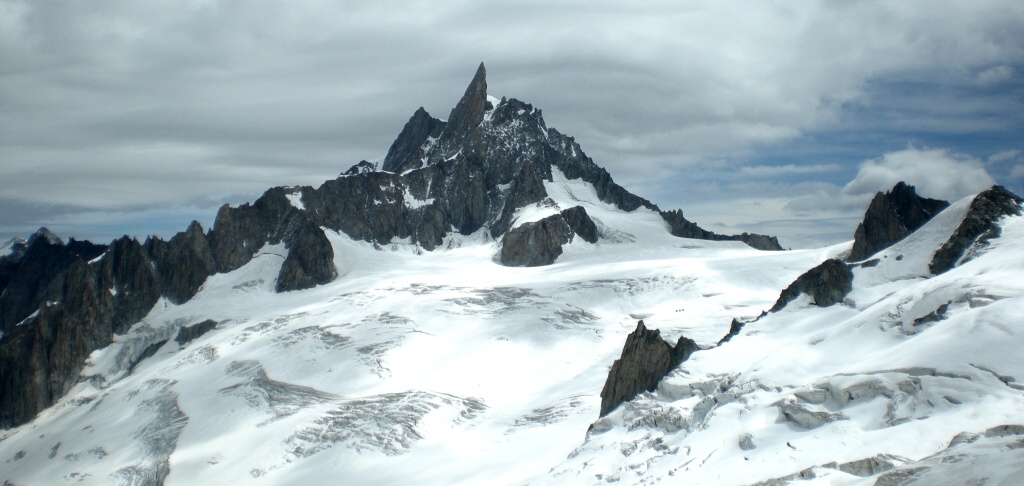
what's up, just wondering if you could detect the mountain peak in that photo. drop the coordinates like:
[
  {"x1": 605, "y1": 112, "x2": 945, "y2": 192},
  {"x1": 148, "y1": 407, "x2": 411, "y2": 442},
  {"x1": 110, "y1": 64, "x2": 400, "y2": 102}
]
[
  {"x1": 27, "y1": 227, "x2": 64, "y2": 248},
  {"x1": 848, "y1": 182, "x2": 949, "y2": 262},
  {"x1": 443, "y1": 62, "x2": 488, "y2": 141}
]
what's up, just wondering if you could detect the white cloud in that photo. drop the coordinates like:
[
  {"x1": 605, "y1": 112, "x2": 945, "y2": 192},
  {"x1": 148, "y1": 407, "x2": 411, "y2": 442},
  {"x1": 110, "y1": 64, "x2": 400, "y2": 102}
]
[
  {"x1": 843, "y1": 147, "x2": 996, "y2": 201},
  {"x1": 738, "y1": 164, "x2": 841, "y2": 178},
  {"x1": 976, "y1": 65, "x2": 1014, "y2": 86},
  {"x1": 1011, "y1": 165, "x2": 1024, "y2": 180},
  {"x1": 989, "y1": 149, "x2": 1022, "y2": 164}
]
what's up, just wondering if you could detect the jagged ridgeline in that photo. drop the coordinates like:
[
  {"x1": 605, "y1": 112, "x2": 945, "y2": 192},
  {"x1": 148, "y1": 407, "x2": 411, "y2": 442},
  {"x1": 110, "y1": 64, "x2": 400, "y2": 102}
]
[{"x1": 0, "y1": 63, "x2": 781, "y2": 429}]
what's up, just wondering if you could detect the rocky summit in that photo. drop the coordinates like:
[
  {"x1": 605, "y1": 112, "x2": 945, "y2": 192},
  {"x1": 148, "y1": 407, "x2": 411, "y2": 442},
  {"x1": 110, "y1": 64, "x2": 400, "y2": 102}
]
[
  {"x1": 848, "y1": 181, "x2": 949, "y2": 262},
  {"x1": 1, "y1": 66, "x2": 1023, "y2": 486},
  {"x1": 599, "y1": 321, "x2": 697, "y2": 417}
]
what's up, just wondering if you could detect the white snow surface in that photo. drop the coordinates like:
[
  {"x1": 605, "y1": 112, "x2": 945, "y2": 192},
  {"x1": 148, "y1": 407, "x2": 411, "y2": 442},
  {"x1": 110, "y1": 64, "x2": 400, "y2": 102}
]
[
  {"x1": 284, "y1": 189, "x2": 305, "y2": 211},
  {"x1": 1, "y1": 237, "x2": 26, "y2": 258},
  {"x1": 1, "y1": 183, "x2": 1022, "y2": 486}
]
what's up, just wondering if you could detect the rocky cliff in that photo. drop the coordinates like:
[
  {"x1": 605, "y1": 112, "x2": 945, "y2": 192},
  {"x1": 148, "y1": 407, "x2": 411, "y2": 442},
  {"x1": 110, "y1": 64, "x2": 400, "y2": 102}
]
[
  {"x1": 599, "y1": 321, "x2": 698, "y2": 417},
  {"x1": 770, "y1": 258, "x2": 854, "y2": 312},
  {"x1": 930, "y1": 185, "x2": 1023, "y2": 274},
  {"x1": 848, "y1": 182, "x2": 949, "y2": 262}
]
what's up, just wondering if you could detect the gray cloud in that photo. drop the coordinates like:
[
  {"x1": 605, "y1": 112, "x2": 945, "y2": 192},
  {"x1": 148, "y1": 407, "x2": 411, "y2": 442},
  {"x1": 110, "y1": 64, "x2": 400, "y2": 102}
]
[
  {"x1": 843, "y1": 147, "x2": 997, "y2": 202},
  {"x1": 2, "y1": 0, "x2": 1022, "y2": 246}
]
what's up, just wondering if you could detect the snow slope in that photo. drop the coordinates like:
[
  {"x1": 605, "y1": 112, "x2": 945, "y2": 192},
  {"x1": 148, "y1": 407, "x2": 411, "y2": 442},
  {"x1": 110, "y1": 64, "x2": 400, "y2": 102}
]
[
  {"x1": 544, "y1": 195, "x2": 1024, "y2": 485},
  {"x1": 1, "y1": 185, "x2": 1021, "y2": 486}
]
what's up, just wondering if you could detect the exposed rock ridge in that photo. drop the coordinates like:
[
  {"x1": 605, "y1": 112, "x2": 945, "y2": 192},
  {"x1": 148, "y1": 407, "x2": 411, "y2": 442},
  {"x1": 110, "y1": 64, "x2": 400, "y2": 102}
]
[
  {"x1": 661, "y1": 209, "x2": 783, "y2": 251},
  {"x1": 382, "y1": 107, "x2": 445, "y2": 174},
  {"x1": 770, "y1": 258, "x2": 853, "y2": 312},
  {"x1": 0, "y1": 200, "x2": 336, "y2": 427},
  {"x1": 499, "y1": 206, "x2": 599, "y2": 267},
  {"x1": 208, "y1": 186, "x2": 337, "y2": 291},
  {"x1": 848, "y1": 182, "x2": 949, "y2": 262},
  {"x1": 439, "y1": 61, "x2": 488, "y2": 156},
  {"x1": 146, "y1": 221, "x2": 215, "y2": 304},
  {"x1": 599, "y1": 321, "x2": 698, "y2": 417},
  {"x1": 929, "y1": 185, "x2": 1023, "y2": 275},
  {"x1": 175, "y1": 319, "x2": 219, "y2": 346}
]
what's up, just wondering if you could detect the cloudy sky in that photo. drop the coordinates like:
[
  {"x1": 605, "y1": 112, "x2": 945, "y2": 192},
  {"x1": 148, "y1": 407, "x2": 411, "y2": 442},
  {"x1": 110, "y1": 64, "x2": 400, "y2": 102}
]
[{"x1": 2, "y1": 1, "x2": 1022, "y2": 249}]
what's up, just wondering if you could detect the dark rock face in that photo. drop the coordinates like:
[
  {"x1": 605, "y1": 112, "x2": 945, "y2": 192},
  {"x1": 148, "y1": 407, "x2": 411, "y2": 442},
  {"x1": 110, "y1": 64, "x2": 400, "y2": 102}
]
[
  {"x1": 382, "y1": 107, "x2": 446, "y2": 174},
  {"x1": 1, "y1": 209, "x2": 332, "y2": 428},
  {"x1": 146, "y1": 221, "x2": 216, "y2": 304},
  {"x1": 0, "y1": 232, "x2": 168, "y2": 427},
  {"x1": 344, "y1": 160, "x2": 378, "y2": 176},
  {"x1": 489, "y1": 159, "x2": 550, "y2": 238},
  {"x1": 735, "y1": 233, "x2": 784, "y2": 252},
  {"x1": 770, "y1": 258, "x2": 853, "y2": 312},
  {"x1": 0, "y1": 231, "x2": 105, "y2": 334},
  {"x1": 208, "y1": 203, "x2": 273, "y2": 273},
  {"x1": 716, "y1": 318, "x2": 747, "y2": 346},
  {"x1": 0, "y1": 253, "x2": 111, "y2": 428},
  {"x1": 848, "y1": 182, "x2": 949, "y2": 262},
  {"x1": 438, "y1": 62, "x2": 488, "y2": 155},
  {"x1": 175, "y1": 319, "x2": 219, "y2": 346},
  {"x1": 599, "y1": 321, "x2": 698, "y2": 417},
  {"x1": 97, "y1": 236, "x2": 161, "y2": 334},
  {"x1": 276, "y1": 217, "x2": 337, "y2": 293},
  {"x1": 929, "y1": 185, "x2": 1023, "y2": 275},
  {"x1": 499, "y1": 206, "x2": 599, "y2": 267},
  {"x1": 207, "y1": 187, "x2": 339, "y2": 293},
  {"x1": 499, "y1": 214, "x2": 573, "y2": 267},
  {"x1": 560, "y1": 206, "x2": 599, "y2": 244}
]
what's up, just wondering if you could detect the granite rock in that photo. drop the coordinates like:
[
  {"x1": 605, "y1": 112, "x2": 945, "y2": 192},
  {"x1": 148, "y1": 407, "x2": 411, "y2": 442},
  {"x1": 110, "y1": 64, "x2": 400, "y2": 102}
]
[{"x1": 599, "y1": 321, "x2": 698, "y2": 417}]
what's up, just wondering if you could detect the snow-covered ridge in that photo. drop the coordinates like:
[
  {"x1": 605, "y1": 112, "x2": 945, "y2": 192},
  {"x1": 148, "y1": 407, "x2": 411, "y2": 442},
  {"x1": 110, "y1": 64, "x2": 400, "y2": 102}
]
[
  {"x1": 543, "y1": 207, "x2": 1024, "y2": 485},
  {"x1": 1, "y1": 184, "x2": 1021, "y2": 485},
  {"x1": 0, "y1": 206, "x2": 825, "y2": 484}
]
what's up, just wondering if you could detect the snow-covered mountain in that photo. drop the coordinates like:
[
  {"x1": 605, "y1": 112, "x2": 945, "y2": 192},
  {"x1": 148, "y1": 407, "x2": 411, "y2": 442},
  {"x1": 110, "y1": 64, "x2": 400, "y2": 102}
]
[{"x1": 1, "y1": 65, "x2": 1023, "y2": 486}]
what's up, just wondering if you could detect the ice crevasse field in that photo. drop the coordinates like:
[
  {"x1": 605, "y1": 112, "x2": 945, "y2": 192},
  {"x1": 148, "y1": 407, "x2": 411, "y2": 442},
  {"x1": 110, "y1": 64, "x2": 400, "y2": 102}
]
[{"x1": 1, "y1": 170, "x2": 1022, "y2": 485}]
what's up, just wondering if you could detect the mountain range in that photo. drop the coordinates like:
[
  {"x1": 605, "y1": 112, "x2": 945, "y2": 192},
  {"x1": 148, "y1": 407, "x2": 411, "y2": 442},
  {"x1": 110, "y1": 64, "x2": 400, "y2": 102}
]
[{"x1": 1, "y1": 64, "x2": 1022, "y2": 485}]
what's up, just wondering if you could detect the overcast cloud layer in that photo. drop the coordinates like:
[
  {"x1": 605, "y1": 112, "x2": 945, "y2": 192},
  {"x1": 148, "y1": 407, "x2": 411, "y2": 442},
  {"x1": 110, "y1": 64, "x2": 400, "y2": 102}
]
[{"x1": 2, "y1": 1, "x2": 1023, "y2": 248}]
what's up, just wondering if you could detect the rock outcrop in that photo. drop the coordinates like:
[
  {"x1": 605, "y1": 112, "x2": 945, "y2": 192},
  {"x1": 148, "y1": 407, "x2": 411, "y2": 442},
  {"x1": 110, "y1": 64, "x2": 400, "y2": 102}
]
[
  {"x1": 770, "y1": 258, "x2": 853, "y2": 312},
  {"x1": 929, "y1": 185, "x2": 1023, "y2": 275},
  {"x1": 175, "y1": 319, "x2": 219, "y2": 346},
  {"x1": 98, "y1": 236, "x2": 161, "y2": 334},
  {"x1": 0, "y1": 212, "x2": 333, "y2": 427},
  {"x1": 207, "y1": 187, "x2": 338, "y2": 292},
  {"x1": 0, "y1": 234, "x2": 110, "y2": 428},
  {"x1": 382, "y1": 107, "x2": 445, "y2": 174},
  {"x1": 560, "y1": 205, "x2": 599, "y2": 244},
  {"x1": 661, "y1": 209, "x2": 783, "y2": 251},
  {"x1": 499, "y1": 206, "x2": 599, "y2": 267},
  {"x1": 276, "y1": 217, "x2": 337, "y2": 292},
  {"x1": 848, "y1": 182, "x2": 949, "y2": 262},
  {"x1": 146, "y1": 221, "x2": 216, "y2": 304},
  {"x1": 599, "y1": 321, "x2": 698, "y2": 417},
  {"x1": 0, "y1": 231, "x2": 104, "y2": 329},
  {"x1": 500, "y1": 214, "x2": 573, "y2": 267}
]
